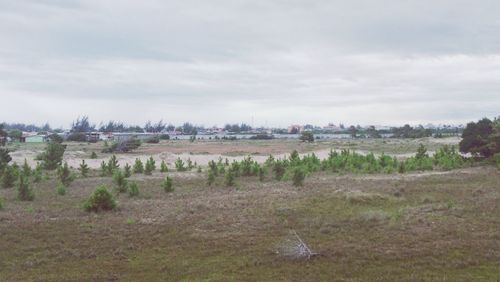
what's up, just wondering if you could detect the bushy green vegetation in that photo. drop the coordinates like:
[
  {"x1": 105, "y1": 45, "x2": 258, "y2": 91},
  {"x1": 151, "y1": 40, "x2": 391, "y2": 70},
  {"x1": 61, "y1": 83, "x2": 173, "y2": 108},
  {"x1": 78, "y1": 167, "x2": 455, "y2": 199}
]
[
  {"x1": 460, "y1": 117, "x2": 499, "y2": 158},
  {"x1": 133, "y1": 158, "x2": 144, "y2": 173},
  {"x1": 37, "y1": 142, "x2": 66, "y2": 170},
  {"x1": 113, "y1": 170, "x2": 128, "y2": 193},
  {"x1": 17, "y1": 175, "x2": 34, "y2": 201},
  {"x1": 78, "y1": 160, "x2": 90, "y2": 177},
  {"x1": 144, "y1": 157, "x2": 155, "y2": 175},
  {"x1": 0, "y1": 148, "x2": 12, "y2": 172},
  {"x1": 102, "y1": 138, "x2": 141, "y2": 153},
  {"x1": 57, "y1": 183, "x2": 67, "y2": 196},
  {"x1": 202, "y1": 145, "x2": 467, "y2": 187},
  {"x1": 21, "y1": 159, "x2": 31, "y2": 177},
  {"x1": 124, "y1": 163, "x2": 132, "y2": 178},
  {"x1": 107, "y1": 155, "x2": 120, "y2": 173},
  {"x1": 162, "y1": 176, "x2": 173, "y2": 192},
  {"x1": 175, "y1": 158, "x2": 186, "y2": 171},
  {"x1": 57, "y1": 162, "x2": 75, "y2": 186},
  {"x1": 160, "y1": 160, "x2": 168, "y2": 172},
  {"x1": 2, "y1": 165, "x2": 17, "y2": 188},
  {"x1": 83, "y1": 185, "x2": 116, "y2": 212},
  {"x1": 128, "y1": 181, "x2": 139, "y2": 197}
]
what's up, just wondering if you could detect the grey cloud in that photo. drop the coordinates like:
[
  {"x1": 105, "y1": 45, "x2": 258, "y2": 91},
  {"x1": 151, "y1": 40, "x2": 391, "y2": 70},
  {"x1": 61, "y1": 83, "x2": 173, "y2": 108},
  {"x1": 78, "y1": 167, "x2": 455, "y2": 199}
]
[{"x1": 0, "y1": 0, "x2": 499, "y2": 127}]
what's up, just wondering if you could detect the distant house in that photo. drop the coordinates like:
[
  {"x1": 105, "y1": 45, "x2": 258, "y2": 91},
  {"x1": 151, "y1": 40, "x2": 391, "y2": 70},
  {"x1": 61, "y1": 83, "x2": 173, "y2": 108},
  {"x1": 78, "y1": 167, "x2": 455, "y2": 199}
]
[
  {"x1": 25, "y1": 134, "x2": 47, "y2": 143},
  {"x1": 86, "y1": 132, "x2": 101, "y2": 143}
]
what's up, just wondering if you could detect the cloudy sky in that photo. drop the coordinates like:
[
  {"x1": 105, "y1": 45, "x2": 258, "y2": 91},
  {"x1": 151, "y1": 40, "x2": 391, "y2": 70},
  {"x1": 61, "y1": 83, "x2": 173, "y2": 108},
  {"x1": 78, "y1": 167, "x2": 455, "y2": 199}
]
[{"x1": 1, "y1": 0, "x2": 499, "y2": 128}]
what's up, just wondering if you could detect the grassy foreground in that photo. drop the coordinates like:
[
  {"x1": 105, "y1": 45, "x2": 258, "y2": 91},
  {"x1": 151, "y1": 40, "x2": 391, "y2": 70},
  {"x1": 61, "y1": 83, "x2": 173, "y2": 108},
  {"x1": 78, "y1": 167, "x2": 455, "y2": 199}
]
[{"x1": 0, "y1": 166, "x2": 499, "y2": 281}]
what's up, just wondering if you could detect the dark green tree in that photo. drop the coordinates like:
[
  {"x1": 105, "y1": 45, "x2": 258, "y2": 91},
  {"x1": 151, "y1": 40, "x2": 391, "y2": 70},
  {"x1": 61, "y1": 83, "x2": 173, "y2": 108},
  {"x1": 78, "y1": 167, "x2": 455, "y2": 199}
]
[{"x1": 459, "y1": 118, "x2": 494, "y2": 157}]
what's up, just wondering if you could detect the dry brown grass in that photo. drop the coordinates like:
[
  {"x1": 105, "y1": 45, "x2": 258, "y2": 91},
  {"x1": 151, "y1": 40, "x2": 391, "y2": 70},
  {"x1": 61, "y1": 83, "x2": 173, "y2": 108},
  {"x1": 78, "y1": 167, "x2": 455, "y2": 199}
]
[{"x1": 0, "y1": 158, "x2": 498, "y2": 280}]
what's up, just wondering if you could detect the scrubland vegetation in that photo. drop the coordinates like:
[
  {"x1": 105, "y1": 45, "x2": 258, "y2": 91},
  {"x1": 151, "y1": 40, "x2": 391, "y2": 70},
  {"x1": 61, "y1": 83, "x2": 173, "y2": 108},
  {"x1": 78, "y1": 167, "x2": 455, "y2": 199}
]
[{"x1": 0, "y1": 117, "x2": 499, "y2": 280}]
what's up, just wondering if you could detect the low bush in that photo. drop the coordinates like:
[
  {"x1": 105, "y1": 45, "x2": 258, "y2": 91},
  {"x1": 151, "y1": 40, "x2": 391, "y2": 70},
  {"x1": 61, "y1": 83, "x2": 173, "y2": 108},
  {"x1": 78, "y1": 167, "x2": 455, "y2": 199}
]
[
  {"x1": 162, "y1": 176, "x2": 173, "y2": 192},
  {"x1": 145, "y1": 136, "x2": 160, "y2": 143},
  {"x1": 175, "y1": 158, "x2": 186, "y2": 171},
  {"x1": 84, "y1": 185, "x2": 116, "y2": 212},
  {"x1": 57, "y1": 162, "x2": 75, "y2": 186},
  {"x1": 78, "y1": 159, "x2": 90, "y2": 177},
  {"x1": 124, "y1": 163, "x2": 132, "y2": 178},
  {"x1": 224, "y1": 170, "x2": 235, "y2": 187},
  {"x1": 102, "y1": 138, "x2": 141, "y2": 153},
  {"x1": 113, "y1": 170, "x2": 128, "y2": 193},
  {"x1": 292, "y1": 167, "x2": 306, "y2": 187},
  {"x1": 128, "y1": 182, "x2": 139, "y2": 197},
  {"x1": 17, "y1": 175, "x2": 34, "y2": 201},
  {"x1": 133, "y1": 158, "x2": 144, "y2": 173},
  {"x1": 160, "y1": 160, "x2": 168, "y2": 172},
  {"x1": 207, "y1": 170, "x2": 215, "y2": 186},
  {"x1": 2, "y1": 165, "x2": 17, "y2": 188},
  {"x1": 57, "y1": 184, "x2": 66, "y2": 196}
]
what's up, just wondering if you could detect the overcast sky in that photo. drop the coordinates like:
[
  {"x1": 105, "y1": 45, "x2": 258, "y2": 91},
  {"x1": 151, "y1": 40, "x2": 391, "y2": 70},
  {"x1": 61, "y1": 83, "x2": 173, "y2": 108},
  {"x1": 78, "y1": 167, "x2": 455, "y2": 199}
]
[{"x1": 1, "y1": 0, "x2": 499, "y2": 128}]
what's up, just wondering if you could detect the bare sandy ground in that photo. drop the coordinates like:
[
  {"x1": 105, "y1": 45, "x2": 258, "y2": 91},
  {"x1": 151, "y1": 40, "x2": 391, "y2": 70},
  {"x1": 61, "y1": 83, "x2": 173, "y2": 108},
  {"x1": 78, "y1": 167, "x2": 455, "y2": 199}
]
[{"x1": 8, "y1": 137, "x2": 461, "y2": 169}]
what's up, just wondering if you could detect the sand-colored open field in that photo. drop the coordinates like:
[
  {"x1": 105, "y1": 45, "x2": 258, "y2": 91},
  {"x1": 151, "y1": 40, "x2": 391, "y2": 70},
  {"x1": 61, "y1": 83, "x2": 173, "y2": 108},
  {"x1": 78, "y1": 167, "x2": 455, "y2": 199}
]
[{"x1": 7, "y1": 137, "x2": 461, "y2": 169}]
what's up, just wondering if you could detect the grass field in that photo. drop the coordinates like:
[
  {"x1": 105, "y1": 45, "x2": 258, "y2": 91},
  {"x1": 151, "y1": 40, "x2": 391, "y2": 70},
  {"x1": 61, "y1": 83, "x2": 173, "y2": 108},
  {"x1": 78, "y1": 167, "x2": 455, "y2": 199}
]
[{"x1": 1, "y1": 139, "x2": 499, "y2": 281}]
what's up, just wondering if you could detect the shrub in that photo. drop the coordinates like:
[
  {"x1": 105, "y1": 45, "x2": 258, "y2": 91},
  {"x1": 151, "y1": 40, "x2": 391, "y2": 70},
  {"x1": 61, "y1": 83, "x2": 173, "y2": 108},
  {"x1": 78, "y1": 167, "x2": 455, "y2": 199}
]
[
  {"x1": 123, "y1": 163, "x2": 132, "y2": 178},
  {"x1": 160, "y1": 160, "x2": 168, "y2": 172},
  {"x1": 57, "y1": 183, "x2": 67, "y2": 196},
  {"x1": 39, "y1": 142, "x2": 66, "y2": 170},
  {"x1": 57, "y1": 162, "x2": 75, "y2": 186},
  {"x1": 0, "y1": 197, "x2": 3, "y2": 210},
  {"x1": 133, "y1": 158, "x2": 144, "y2": 173},
  {"x1": 128, "y1": 182, "x2": 139, "y2": 197},
  {"x1": 224, "y1": 170, "x2": 235, "y2": 187},
  {"x1": 258, "y1": 166, "x2": 265, "y2": 181},
  {"x1": 17, "y1": 175, "x2": 34, "y2": 201},
  {"x1": 162, "y1": 176, "x2": 173, "y2": 192},
  {"x1": 47, "y1": 133, "x2": 63, "y2": 143},
  {"x1": 2, "y1": 165, "x2": 18, "y2": 188},
  {"x1": 292, "y1": 167, "x2": 306, "y2": 187},
  {"x1": 197, "y1": 166, "x2": 202, "y2": 173},
  {"x1": 107, "y1": 155, "x2": 120, "y2": 174},
  {"x1": 175, "y1": 158, "x2": 186, "y2": 171},
  {"x1": 159, "y1": 134, "x2": 170, "y2": 140},
  {"x1": 102, "y1": 138, "x2": 141, "y2": 153},
  {"x1": 398, "y1": 162, "x2": 406, "y2": 173},
  {"x1": 0, "y1": 148, "x2": 12, "y2": 172},
  {"x1": 21, "y1": 159, "x2": 31, "y2": 177},
  {"x1": 144, "y1": 157, "x2": 155, "y2": 175},
  {"x1": 113, "y1": 170, "x2": 128, "y2": 193},
  {"x1": 84, "y1": 185, "x2": 116, "y2": 212},
  {"x1": 90, "y1": 151, "x2": 98, "y2": 159},
  {"x1": 273, "y1": 161, "x2": 286, "y2": 180},
  {"x1": 79, "y1": 159, "x2": 90, "y2": 177},
  {"x1": 187, "y1": 158, "x2": 194, "y2": 170},
  {"x1": 494, "y1": 152, "x2": 500, "y2": 170},
  {"x1": 207, "y1": 170, "x2": 215, "y2": 186},
  {"x1": 32, "y1": 164, "x2": 43, "y2": 183},
  {"x1": 300, "y1": 132, "x2": 314, "y2": 142},
  {"x1": 67, "y1": 132, "x2": 87, "y2": 142},
  {"x1": 100, "y1": 161, "x2": 108, "y2": 176},
  {"x1": 145, "y1": 136, "x2": 160, "y2": 143}
]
